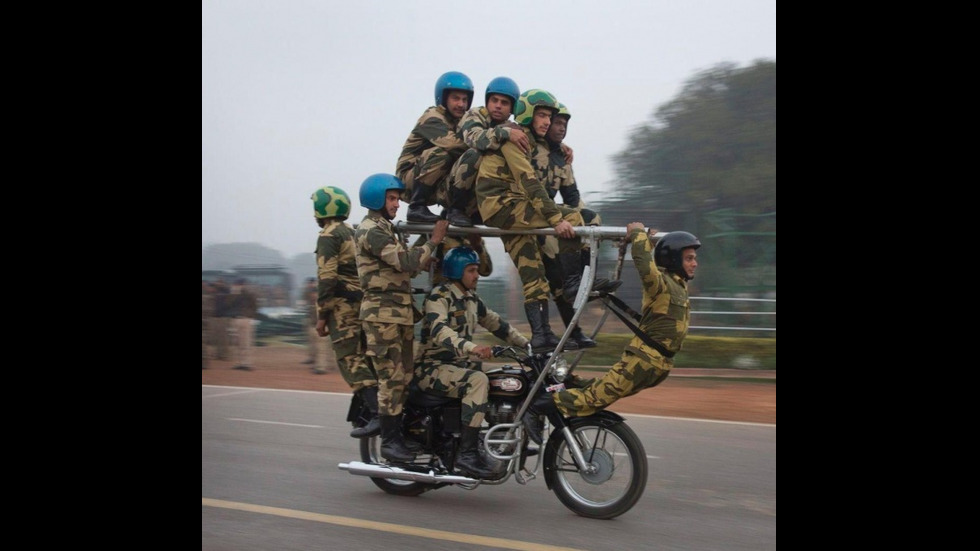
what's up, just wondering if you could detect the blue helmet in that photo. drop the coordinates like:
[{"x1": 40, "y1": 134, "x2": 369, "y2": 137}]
[
  {"x1": 442, "y1": 246, "x2": 480, "y2": 281},
  {"x1": 358, "y1": 173, "x2": 405, "y2": 211},
  {"x1": 485, "y1": 76, "x2": 520, "y2": 113},
  {"x1": 434, "y1": 71, "x2": 474, "y2": 109}
]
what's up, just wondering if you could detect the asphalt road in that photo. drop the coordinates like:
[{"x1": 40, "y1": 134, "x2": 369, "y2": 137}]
[{"x1": 203, "y1": 386, "x2": 776, "y2": 551}]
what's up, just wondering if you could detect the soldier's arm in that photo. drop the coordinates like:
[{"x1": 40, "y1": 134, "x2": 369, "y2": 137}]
[
  {"x1": 368, "y1": 227, "x2": 437, "y2": 275},
  {"x1": 500, "y1": 141, "x2": 563, "y2": 226},
  {"x1": 315, "y1": 234, "x2": 342, "y2": 317},
  {"x1": 415, "y1": 110, "x2": 466, "y2": 152},
  {"x1": 468, "y1": 236, "x2": 493, "y2": 277},
  {"x1": 630, "y1": 226, "x2": 665, "y2": 294},
  {"x1": 461, "y1": 110, "x2": 510, "y2": 152},
  {"x1": 477, "y1": 300, "x2": 530, "y2": 348},
  {"x1": 426, "y1": 292, "x2": 478, "y2": 357}
]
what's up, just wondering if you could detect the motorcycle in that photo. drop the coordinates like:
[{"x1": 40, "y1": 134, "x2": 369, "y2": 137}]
[{"x1": 338, "y1": 344, "x2": 648, "y2": 519}]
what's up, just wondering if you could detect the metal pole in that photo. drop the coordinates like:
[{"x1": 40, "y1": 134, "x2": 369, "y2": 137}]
[{"x1": 395, "y1": 222, "x2": 666, "y2": 242}]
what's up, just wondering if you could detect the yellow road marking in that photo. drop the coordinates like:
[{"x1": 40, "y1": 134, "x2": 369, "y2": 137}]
[{"x1": 202, "y1": 497, "x2": 589, "y2": 551}]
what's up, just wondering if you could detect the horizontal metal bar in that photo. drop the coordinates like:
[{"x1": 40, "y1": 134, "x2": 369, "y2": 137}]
[
  {"x1": 395, "y1": 222, "x2": 665, "y2": 241},
  {"x1": 692, "y1": 311, "x2": 776, "y2": 315},
  {"x1": 690, "y1": 297, "x2": 776, "y2": 303},
  {"x1": 689, "y1": 326, "x2": 776, "y2": 331}
]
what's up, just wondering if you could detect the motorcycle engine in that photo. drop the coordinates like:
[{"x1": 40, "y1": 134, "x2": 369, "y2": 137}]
[{"x1": 485, "y1": 400, "x2": 518, "y2": 426}]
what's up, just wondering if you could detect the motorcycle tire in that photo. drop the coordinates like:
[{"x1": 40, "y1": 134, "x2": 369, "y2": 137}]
[
  {"x1": 543, "y1": 417, "x2": 648, "y2": 519},
  {"x1": 359, "y1": 435, "x2": 443, "y2": 496}
]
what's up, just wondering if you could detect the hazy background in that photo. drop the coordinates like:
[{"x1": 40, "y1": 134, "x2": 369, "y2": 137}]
[{"x1": 202, "y1": 0, "x2": 777, "y2": 261}]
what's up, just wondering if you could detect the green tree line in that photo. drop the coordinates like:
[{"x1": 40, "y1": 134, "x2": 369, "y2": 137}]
[{"x1": 593, "y1": 60, "x2": 776, "y2": 295}]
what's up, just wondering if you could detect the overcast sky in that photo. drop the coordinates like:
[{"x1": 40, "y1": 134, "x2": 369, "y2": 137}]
[{"x1": 202, "y1": 0, "x2": 776, "y2": 259}]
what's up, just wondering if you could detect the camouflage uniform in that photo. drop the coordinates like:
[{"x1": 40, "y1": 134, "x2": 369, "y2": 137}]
[
  {"x1": 531, "y1": 136, "x2": 602, "y2": 300},
  {"x1": 415, "y1": 281, "x2": 529, "y2": 427},
  {"x1": 395, "y1": 105, "x2": 467, "y2": 207},
  {"x1": 475, "y1": 130, "x2": 586, "y2": 304},
  {"x1": 316, "y1": 219, "x2": 375, "y2": 389},
  {"x1": 355, "y1": 212, "x2": 438, "y2": 416},
  {"x1": 445, "y1": 106, "x2": 516, "y2": 219},
  {"x1": 552, "y1": 228, "x2": 691, "y2": 416}
]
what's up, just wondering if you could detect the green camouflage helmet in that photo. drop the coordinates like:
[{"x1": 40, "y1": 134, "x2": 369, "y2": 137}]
[
  {"x1": 555, "y1": 102, "x2": 571, "y2": 120},
  {"x1": 514, "y1": 89, "x2": 559, "y2": 127},
  {"x1": 311, "y1": 186, "x2": 352, "y2": 220}
]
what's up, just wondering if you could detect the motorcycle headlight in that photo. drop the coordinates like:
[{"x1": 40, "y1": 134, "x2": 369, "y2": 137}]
[{"x1": 550, "y1": 354, "x2": 569, "y2": 382}]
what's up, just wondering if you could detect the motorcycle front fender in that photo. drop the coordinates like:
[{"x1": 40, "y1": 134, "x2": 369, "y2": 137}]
[{"x1": 564, "y1": 410, "x2": 625, "y2": 428}]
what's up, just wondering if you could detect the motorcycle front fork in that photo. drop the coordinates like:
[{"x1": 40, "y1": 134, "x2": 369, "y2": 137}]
[{"x1": 550, "y1": 416, "x2": 600, "y2": 475}]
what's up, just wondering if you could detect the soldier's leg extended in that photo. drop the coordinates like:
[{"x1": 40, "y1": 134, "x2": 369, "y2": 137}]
[
  {"x1": 407, "y1": 147, "x2": 456, "y2": 223},
  {"x1": 552, "y1": 351, "x2": 668, "y2": 417},
  {"x1": 446, "y1": 148, "x2": 482, "y2": 227},
  {"x1": 363, "y1": 321, "x2": 421, "y2": 460}
]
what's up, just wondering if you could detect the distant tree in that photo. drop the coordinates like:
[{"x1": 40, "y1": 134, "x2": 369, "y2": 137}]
[
  {"x1": 603, "y1": 60, "x2": 775, "y2": 213},
  {"x1": 595, "y1": 60, "x2": 776, "y2": 295}
]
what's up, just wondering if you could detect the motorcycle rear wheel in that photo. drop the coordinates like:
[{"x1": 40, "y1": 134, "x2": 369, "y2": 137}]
[
  {"x1": 544, "y1": 418, "x2": 648, "y2": 519},
  {"x1": 359, "y1": 436, "x2": 443, "y2": 496}
]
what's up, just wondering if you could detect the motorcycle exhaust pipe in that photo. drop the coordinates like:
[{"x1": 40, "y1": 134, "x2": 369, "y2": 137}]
[{"x1": 338, "y1": 461, "x2": 478, "y2": 485}]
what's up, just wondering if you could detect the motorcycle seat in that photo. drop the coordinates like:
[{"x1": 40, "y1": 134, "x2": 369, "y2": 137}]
[{"x1": 407, "y1": 384, "x2": 458, "y2": 407}]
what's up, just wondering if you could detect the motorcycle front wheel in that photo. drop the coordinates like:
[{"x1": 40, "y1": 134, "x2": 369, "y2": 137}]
[
  {"x1": 359, "y1": 436, "x2": 442, "y2": 496},
  {"x1": 544, "y1": 418, "x2": 648, "y2": 519}
]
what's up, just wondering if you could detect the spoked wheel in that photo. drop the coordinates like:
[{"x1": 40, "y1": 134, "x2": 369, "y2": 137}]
[
  {"x1": 359, "y1": 436, "x2": 443, "y2": 496},
  {"x1": 544, "y1": 418, "x2": 648, "y2": 519}
]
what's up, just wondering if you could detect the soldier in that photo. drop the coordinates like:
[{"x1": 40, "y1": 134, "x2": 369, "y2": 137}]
[
  {"x1": 211, "y1": 278, "x2": 231, "y2": 360},
  {"x1": 474, "y1": 89, "x2": 619, "y2": 351},
  {"x1": 355, "y1": 173, "x2": 449, "y2": 462},
  {"x1": 444, "y1": 76, "x2": 527, "y2": 227},
  {"x1": 534, "y1": 102, "x2": 620, "y2": 349},
  {"x1": 396, "y1": 71, "x2": 473, "y2": 223},
  {"x1": 227, "y1": 278, "x2": 258, "y2": 371},
  {"x1": 447, "y1": 77, "x2": 575, "y2": 228},
  {"x1": 311, "y1": 186, "x2": 384, "y2": 438},
  {"x1": 533, "y1": 226, "x2": 701, "y2": 417},
  {"x1": 302, "y1": 277, "x2": 328, "y2": 373},
  {"x1": 415, "y1": 246, "x2": 530, "y2": 478},
  {"x1": 413, "y1": 232, "x2": 493, "y2": 290},
  {"x1": 202, "y1": 281, "x2": 214, "y2": 369}
]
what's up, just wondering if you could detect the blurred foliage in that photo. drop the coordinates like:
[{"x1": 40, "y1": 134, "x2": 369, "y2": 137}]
[{"x1": 594, "y1": 60, "x2": 775, "y2": 295}]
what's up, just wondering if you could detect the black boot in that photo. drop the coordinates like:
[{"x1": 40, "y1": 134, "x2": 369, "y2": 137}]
[
  {"x1": 555, "y1": 297, "x2": 595, "y2": 348},
  {"x1": 522, "y1": 411, "x2": 546, "y2": 445},
  {"x1": 406, "y1": 183, "x2": 440, "y2": 223},
  {"x1": 446, "y1": 188, "x2": 475, "y2": 227},
  {"x1": 350, "y1": 386, "x2": 381, "y2": 438},
  {"x1": 379, "y1": 414, "x2": 418, "y2": 462},
  {"x1": 454, "y1": 426, "x2": 495, "y2": 479},
  {"x1": 525, "y1": 300, "x2": 560, "y2": 352}
]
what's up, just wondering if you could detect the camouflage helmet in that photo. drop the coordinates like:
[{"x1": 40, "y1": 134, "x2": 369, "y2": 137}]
[
  {"x1": 514, "y1": 89, "x2": 559, "y2": 127},
  {"x1": 442, "y1": 246, "x2": 480, "y2": 281},
  {"x1": 311, "y1": 186, "x2": 352, "y2": 220},
  {"x1": 555, "y1": 102, "x2": 571, "y2": 120},
  {"x1": 654, "y1": 231, "x2": 701, "y2": 280},
  {"x1": 358, "y1": 173, "x2": 405, "y2": 211},
  {"x1": 434, "y1": 71, "x2": 474, "y2": 109},
  {"x1": 485, "y1": 76, "x2": 520, "y2": 113}
]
